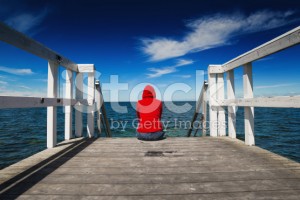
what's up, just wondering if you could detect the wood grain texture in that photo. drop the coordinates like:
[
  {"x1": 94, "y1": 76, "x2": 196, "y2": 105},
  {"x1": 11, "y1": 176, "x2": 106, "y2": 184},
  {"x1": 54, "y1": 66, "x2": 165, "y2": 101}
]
[{"x1": 0, "y1": 137, "x2": 299, "y2": 199}]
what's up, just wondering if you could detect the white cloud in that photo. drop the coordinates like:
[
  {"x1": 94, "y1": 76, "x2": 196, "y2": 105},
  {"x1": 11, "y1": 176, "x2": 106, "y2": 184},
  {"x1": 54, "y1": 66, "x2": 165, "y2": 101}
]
[
  {"x1": 147, "y1": 67, "x2": 176, "y2": 78},
  {"x1": 175, "y1": 59, "x2": 194, "y2": 67},
  {"x1": 0, "y1": 66, "x2": 34, "y2": 75},
  {"x1": 146, "y1": 59, "x2": 194, "y2": 78},
  {"x1": 255, "y1": 83, "x2": 297, "y2": 89},
  {"x1": 141, "y1": 10, "x2": 296, "y2": 61},
  {"x1": 174, "y1": 75, "x2": 191, "y2": 78},
  {"x1": 0, "y1": 80, "x2": 8, "y2": 85},
  {"x1": 4, "y1": 9, "x2": 48, "y2": 34},
  {"x1": 19, "y1": 85, "x2": 31, "y2": 90}
]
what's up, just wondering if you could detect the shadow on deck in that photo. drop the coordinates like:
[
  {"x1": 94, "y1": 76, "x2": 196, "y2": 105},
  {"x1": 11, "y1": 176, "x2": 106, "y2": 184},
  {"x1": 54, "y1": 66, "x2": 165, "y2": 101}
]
[
  {"x1": 0, "y1": 137, "x2": 300, "y2": 199},
  {"x1": 0, "y1": 138, "x2": 96, "y2": 199}
]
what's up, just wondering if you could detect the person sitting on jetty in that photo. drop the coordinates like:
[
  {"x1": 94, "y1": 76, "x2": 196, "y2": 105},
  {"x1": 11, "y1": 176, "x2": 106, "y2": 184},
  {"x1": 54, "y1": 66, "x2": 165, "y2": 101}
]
[{"x1": 136, "y1": 85, "x2": 165, "y2": 141}]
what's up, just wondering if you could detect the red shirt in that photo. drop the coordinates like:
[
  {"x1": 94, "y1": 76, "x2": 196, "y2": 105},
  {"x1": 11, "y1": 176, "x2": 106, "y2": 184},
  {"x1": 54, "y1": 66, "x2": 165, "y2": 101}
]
[{"x1": 136, "y1": 85, "x2": 163, "y2": 133}]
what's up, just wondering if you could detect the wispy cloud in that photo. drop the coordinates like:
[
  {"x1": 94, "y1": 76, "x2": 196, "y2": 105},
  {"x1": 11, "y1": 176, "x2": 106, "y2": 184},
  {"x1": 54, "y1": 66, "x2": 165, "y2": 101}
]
[
  {"x1": 173, "y1": 75, "x2": 192, "y2": 78},
  {"x1": 0, "y1": 80, "x2": 8, "y2": 85},
  {"x1": 0, "y1": 66, "x2": 34, "y2": 75},
  {"x1": 175, "y1": 59, "x2": 194, "y2": 66},
  {"x1": 4, "y1": 9, "x2": 48, "y2": 35},
  {"x1": 141, "y1": 10, "x2": 296, "y2": 61},
  {"x1": 146, "y1": 59, "x2": 194, "y2": 78},
  {"x1": 19, "y1": 85, "x2": 31, "y2": 90},
  {"x1": 147, "y1": 67, "x2": 176, "y2": 78},
  {"x1": 255, "y1": 83, "x2": 297, "y2": 89}
]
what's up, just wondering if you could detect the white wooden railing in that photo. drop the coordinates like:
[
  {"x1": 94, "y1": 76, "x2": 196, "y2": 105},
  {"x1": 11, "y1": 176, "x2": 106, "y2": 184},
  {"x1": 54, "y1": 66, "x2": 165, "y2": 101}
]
[
  {"x1": 208, "y1": 26, "x2": 300, "y2": 146},
  {"x1": 0, "y1": 22, "x2": 102, "y2": 148}
]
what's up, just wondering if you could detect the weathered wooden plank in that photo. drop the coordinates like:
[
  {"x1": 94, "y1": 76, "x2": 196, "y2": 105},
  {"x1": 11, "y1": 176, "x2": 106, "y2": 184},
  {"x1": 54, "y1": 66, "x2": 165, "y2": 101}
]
[
  {"x1": 8, "y1": 155, "x2": 296, "y2": 171},
  {"x1": 77, "y1": 143, "x2": 237, "y2": 148},
  {"x1": 1, "y1": 137, "x2": 299, "y2": 199},
  {"x1": 46, "y1": 151, "x2": 286, "y2": 158},
  {"x1": 90, "y1": 139, "x2": 221, "y2": 144},
  {"x1": 22, "y1": 165, "x2": 300, "y2": 176},
  {"x1": 51, "y1": 159, "x2": 299, "y2": 169},
  {"x1": 7, "y1": 179, "x2": 300, "y2": 196},
  {"x1": 0, "y1": 21, "x2": 78, "y2": 72},
  {"x1": 17, "y1": 171, "x2": 300, "y2": 184},
  {"x1": 58, "y1": 154, "x2": 295, "y2": 163},
  {"x1": 60, "y1": 152, "x2": 296, "y2": 163},
  {"x1": 3, "y1": 190, "x2": 300, "y2": 200}
]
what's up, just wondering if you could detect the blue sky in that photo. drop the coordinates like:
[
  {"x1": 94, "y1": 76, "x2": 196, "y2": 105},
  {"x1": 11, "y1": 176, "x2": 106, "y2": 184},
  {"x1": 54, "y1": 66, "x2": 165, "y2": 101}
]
[{"x1": 0, "y1": 0, "x2": 300, "y2": 101}]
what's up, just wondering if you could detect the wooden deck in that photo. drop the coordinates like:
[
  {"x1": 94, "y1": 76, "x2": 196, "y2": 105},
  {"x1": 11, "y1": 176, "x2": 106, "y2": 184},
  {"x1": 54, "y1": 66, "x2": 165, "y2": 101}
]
[{"x1": 0, "y1": 137, "x2": 300, "y2": 199}]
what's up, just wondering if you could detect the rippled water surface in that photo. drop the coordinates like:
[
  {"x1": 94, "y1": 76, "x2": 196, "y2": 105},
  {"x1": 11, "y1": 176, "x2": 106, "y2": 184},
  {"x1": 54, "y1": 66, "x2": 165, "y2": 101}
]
[{"x1": 0, "y1": 102, "x2": 299, "y2": 169}]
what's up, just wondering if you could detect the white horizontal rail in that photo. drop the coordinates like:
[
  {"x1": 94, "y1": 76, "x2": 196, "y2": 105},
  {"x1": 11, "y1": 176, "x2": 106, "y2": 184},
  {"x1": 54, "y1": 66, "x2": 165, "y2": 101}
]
[
  {"x1": 219, "y1": 26, "x2": 300, "y2": 73},
  {"x1": 0, "y1": 22, "x2": 78, "y2": 72},
  {"x1": 215, "y1": 96, "x2": 300, "y2": 108},
  {"x1": 0, "y1": 96, "x2": 88, "y2": 109}
]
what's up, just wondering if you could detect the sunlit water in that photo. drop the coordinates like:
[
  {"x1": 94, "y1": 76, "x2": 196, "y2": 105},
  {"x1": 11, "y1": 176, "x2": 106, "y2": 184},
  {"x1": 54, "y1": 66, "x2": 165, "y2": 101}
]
[{"x1": 0, "y1": 101, "x2": 299, "y2": 169}]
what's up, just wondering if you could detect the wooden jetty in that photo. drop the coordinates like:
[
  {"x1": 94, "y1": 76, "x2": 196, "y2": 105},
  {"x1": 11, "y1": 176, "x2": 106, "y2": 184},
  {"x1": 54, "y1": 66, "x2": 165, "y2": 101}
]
[
  {"x1": 1, "y1": 137, "x2": 300, "y2": 199},
  {"x1": 1, "y1": 20, "x2": 300, "y2": 199}
]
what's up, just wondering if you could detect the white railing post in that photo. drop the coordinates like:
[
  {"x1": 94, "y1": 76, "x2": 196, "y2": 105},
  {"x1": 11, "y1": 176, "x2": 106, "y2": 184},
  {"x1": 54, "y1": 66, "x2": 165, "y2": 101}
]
[
  {"x1": 75, "y1": 72, "x2": 83, "y2": 137},
  {"x1": 95, "y1": 81, "x2": 102, "y2": 135},
  {"x1": 202, "y1": 84, "x2": 207, "y2": 136},
  {"x1": 208, "y1": 67, "x2": 218, "y2": 137},
  {"x1": 87, "y1": 71, "x2": 95, "y2": 138},
  {"x1": 227, "y1": 70, "x2": 236, "y2": 138},
  {"x1": 243, "y1": 63, "x2": 255, "y2": 145},
  {"x1": 64, "y1": 69, "x2": 73, "y2": 140},
  {"x1": 47, "y1": 61, "x2": 58, "y2": 148},
  {"x1": 217, "y1": 73, "x2": 226, "y2": 136}
]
